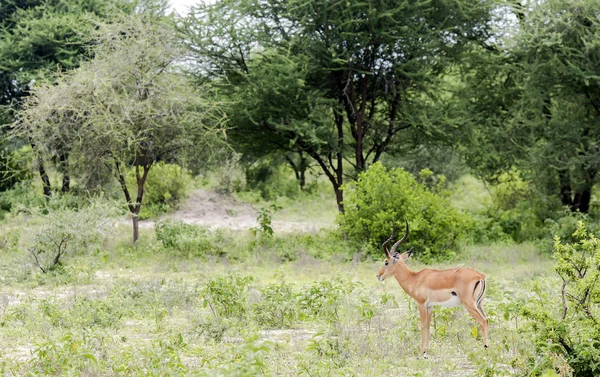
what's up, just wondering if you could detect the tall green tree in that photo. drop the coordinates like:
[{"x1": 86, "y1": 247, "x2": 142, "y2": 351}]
[
  {"x1": 457, "y1": 0, "x2": 600, "y2": 214},
  {"x1": 0, "y1": 0, "x2": 138, "y2": 194},
  {"x1": 183, "y1": 0, "x2": 494, "y2": 212},
  {"x1": 13, "y1": 15, "x2": 225, "y2": 243}
]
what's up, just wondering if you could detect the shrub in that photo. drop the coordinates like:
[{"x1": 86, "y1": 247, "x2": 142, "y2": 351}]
[
  {"x1": 521, "y1": 222, "x2": 600, "y2": 376},
  {"x1": 244, "y1": 161, "x2": 301, "y2": 200},
  {"x1": 0, "y1": 229, "x2": 20, "y2": 252},
  {"x1": 0, "y1": 146, "x2": 33, "y2": 192},
  {"x1": 338, "y1": 162, "x2": 472, "y2": 261},
  {"x1": 27, "y1": 203, "x2": 112, "y2": 273},
  {"x1": 250, "y1": 204, "x2": 280, "y2": 238},
  {"x1": 154, "y1": 220, "x2": 224, "y2": 258},
  {"x1": 127, "y1": 162, "x2": 191, "y2": 219},
  {"x1": 298, "y1": 280, "x2": 353, "y2": 322},
  {"x1": 253, "y1": 282, "x2": 298, "y2": 328},
  {"x1": 481, "y1": 170, "x2": 551, "y2": 242},
  {"x1": 201, "y1": 274, "x2": 254, "y2": 318}
]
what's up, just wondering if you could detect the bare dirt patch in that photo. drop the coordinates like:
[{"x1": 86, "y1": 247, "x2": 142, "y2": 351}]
[{"x1": 135, "y1": 188, "x2": 332, "y2": 233}]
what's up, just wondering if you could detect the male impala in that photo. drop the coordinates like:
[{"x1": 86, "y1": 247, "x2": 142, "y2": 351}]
[{"x1": 377, "y1": 220, "x2": 488, "y2": 358}]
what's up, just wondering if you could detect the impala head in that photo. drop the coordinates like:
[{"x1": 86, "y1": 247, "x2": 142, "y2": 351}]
[{"x1": 377, "y1": 220, "x2": 413, "y2": 281}]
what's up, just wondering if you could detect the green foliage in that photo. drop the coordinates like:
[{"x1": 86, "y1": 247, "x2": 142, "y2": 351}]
[
  {"x1": 127, "y1": 162, "x2": 191, "y2": 219},
  {"x1": 0, "y1": 146, "x2": 32, "y2": 192},
  {"x1": 339, "y1": 162, "x2": 471, "y2": 261},
  {"x1": 298, "y1": 280, "x2": 353, "y2": 322},
  {"x1": 201, "y1": 274, "x2": 254, "y2": 318},
  {"x1": 0, "y1": 229, "x2": 19, "y2": 252},
  {"x1": 30, "y1": 331, "x2": 100, "y2": 375},
  {"x1": 245, "y1": 231, "x2": 352, "y2": 261},
  {"x1": 155, "y1": 220, "x2": 224, "y2": 258},
  {"x1": 251, "y1": 204, "x2": 280, "y2": 238},
  {"x1": 13, "y1": 13, "x2": 226, "y2": 243},
  {"x1": 184, "y1": 0, "x2": 494, "y2": 211},
  {"x1": 244, "y1": 162, "x2": 302, "y2": 201},
  {"x1": 27, "y1": 203, "x2": 112, "y2": 273},
  {"x1": 302, "y1": 329, "x2": 350, "y2": 372},
  {"x1": 383, "y1": 145, "x2": 468, "y2": 185},
  {"x1": 480, "y1": 171, "x2": 549, "y2": 243},
  {"x1": 198, "y1": 336, "x2": 272, "y2": 377},
  {"x1": 455, "y1": 0, "x2": 600, "y2": 214},
  {"x1": 520, "y1": 222, "x2": 600, "y2": 376},
  {"x1": 253, "y1": 281, "x2": 298, "y2": 328}
]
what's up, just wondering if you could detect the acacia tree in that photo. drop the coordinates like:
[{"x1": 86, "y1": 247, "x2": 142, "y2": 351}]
[
  {"x1": 14, "y1": 15, "x2": 225, "y2": 242},
  {"x1": 457, "y1": 0, "x2": 600, "y2": 214},
  {"x1": 0, "y1": 0, "x2": 140, "y2": 194},
  {"x1": 182, "y1": 0, "x2": 494, "y2": 212}
]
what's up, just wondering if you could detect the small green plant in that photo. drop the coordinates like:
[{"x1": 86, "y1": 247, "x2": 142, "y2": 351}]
[
  {"x1": 155, "y1": 219, "x2": 224, "y2": 258},
  {"x1": 251, "y1": 204, "x2": 281, "y2": 238},
  {"x1": 197, "y1": 316, "x2": 229, "y2": 341},
  {"x1": 357, "y1": 296, "x2": 376, "y2": 327},
  {"x1": 303, "y1": 329, "x2": 349, "y2": 370},
  {"x1": 29, "y1": 331, "x2": 100, "y2": 375},
  {"x1": 201, "y1": 274, "x2": 254, "y2": 318},
  {"x1": 298, "y1": 280, "x2": 353, "y2": 322},
  {"x1": 197, "y1": 335, "x2": 272, "y2": 377},
  {"x1": 0, "y1": 146, "x2": 33, "y2": 192},
  {"x1": 253, "y1": 282, "x2": 298, "y2": 328},
  {"x1": 27, "y1": 204, "x2": 111, "y2": 273},
  {"x1": 0, "y1": 229, "x2": 19, "y2": 252}
]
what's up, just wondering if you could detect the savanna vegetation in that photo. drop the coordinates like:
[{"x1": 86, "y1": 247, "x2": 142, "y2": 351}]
[{"x1": 1, "y1": 0, "x2": 600, "y2": 375}]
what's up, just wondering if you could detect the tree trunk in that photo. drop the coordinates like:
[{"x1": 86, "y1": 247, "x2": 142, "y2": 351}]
[
  {"x1": 558, "y1": 169, "x2": 573, "y2": 208},
  {"x1": 299, "y1": 168, "x2": 306, "y2": 191},
  {"x1": 334, "y1": 185, "x2": 344, "y2": 214},
  {"x1": 59, "y1": 153, "x2": 70, "y2": 193},
  {"x1": 37, "y1": 156, "x2": 52, "y2": 198},
  {"x1": 286, "y1": 153, "x2": 308, "y2": 191},
  {"x1": 132, "y1": 211, "x2": 140, "y2": 243},
  {"x1": 572, "y1": 187, "x2": 592, "y2": 213},
  {"x1": 131, "y1": 155, "x2": 151, "y2": 244},
  {"x1": 568, "y1": 169, "x2": 596, "y2": 213}
]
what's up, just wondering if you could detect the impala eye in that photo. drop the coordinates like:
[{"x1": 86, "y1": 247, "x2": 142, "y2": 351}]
[{"x1": 384, "y1": 261, "x2": 389, "y2": 266}]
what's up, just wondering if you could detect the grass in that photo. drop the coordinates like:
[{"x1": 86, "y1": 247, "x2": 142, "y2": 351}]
[
  {"x1": 0, "y1": 220, "x2": 554, "y2": 376},
  {"x1": 0, "y1": 171, "x2": 572, "y2": 376}
]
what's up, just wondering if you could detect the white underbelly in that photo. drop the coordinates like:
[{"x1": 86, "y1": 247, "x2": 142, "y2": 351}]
[{"x1": 427, "y1": 296, "x2": 461, "y2": 308}]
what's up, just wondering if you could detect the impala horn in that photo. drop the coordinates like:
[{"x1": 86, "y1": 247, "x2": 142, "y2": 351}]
[
  {"x1": 382, "y1": 223, "x2": 396, "y2": 257},
  {"x1": 389, "y1": 220, "x2": 409, "y2": 256}
]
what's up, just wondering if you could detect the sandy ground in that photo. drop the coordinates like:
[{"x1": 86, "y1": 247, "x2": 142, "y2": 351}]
[{"x1": 135, "y1": 188, "x2": 331, "y2": 233}]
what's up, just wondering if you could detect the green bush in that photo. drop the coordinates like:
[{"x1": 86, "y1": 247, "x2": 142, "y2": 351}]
[
  {"x1": 480, "y1": 171, "x2": 551, "y2": 242},
  {"x1": 521, "y1": 222, "x2": 600, "y2": 376},
  {"x1": 253, "y1": 282, "x2": 298, "y2": 328},
  {"x1": 298, "y1": 280, "x2": 353, "y2": 322},
  {"x1": 0, "y1": 146, "x2": 33, "y2": 192},
  {"x1": 127, "y1": 162, "x2": 191, "y2": 219},
  {"x1": 154, "y1": 219, "x2": 224, "y2": 258},
  {"x1": 27, "y1": 203, "x2": 112, "y2": 273},
  {"x1": 244, "y1": 161, "x2": 301, "y2": 200},
  {"x1": 338, "y1": 162, "x2": 472, "y2": 261},
  {"x1": 201, "y1": 274, "x2": 254, "y2": 318}
]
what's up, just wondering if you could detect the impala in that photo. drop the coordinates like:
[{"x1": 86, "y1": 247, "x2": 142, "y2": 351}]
[{"x1": 377, "y1": 220, "x2": 488, "y2": 358}]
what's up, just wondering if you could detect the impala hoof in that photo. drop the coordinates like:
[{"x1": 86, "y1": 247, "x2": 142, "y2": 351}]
[{"x1": 422, "y1": 352, "x2": 428, "y2": 359}]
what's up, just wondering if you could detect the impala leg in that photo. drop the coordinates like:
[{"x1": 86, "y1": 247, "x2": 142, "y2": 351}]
[
  {"x1": 464, "y1": 302, "x2": 489, "y2": 348},
  {"x1": 417, "y1": 303, "x2": 432, "y2": 358},
  {"x1": 425, "y1": 306, "x2": 433, "y2": 352}
]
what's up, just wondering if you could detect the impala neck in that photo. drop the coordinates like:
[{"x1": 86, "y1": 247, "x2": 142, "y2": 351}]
[{"x1": 392, "y1": 258, "x2": 416, "y2": 295}]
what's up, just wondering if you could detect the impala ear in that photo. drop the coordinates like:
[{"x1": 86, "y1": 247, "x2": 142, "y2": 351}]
[{"x1": 400, "y1": 248, "x2": 415, "y2": 261}]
